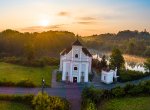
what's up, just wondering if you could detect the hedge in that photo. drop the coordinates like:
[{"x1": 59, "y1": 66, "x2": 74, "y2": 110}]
[
  {"x1": 0, "y1": 56, "x2": 59, "y2": 67},
  {"x1": 119, "y1": 69, "x2": 150, "y2": 82},
  {"x1": 0, "y1": 93, "x2": 70, "y2": 110},
  {"x1": 81, "y1": 80, "x2": 150, "y2": 110},
  {"x1": 0, "y1": 94, "x2": 34, "y2": 106},
  {"x1": 0, "y1": 79, "x2": 36, "y2": 88}
]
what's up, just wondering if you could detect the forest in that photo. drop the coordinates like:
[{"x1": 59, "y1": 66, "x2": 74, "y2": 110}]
[
  {"x1": 83, "y1": 30, "x2": 150, "y2": 57},
  {"x1": 0, "y1": 29, "x2": 150, "y2": 59}
]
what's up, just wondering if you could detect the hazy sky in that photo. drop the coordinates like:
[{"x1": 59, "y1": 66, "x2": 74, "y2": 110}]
[{"x1": 0, "y1": 0, "x2": 150, "y2": 36}]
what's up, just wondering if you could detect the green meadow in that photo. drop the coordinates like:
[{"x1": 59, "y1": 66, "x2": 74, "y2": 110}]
[
  {"x1": 0, "y1": 101, "x2": 32, "y2": 110},
  {"x1": 100, "y1": 97, "x2": 150, "y2": 110},
  {"x1": 0, "y1": 62, "x2": 57, "y2": 87}
]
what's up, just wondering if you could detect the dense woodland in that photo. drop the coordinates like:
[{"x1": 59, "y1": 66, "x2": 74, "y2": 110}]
[
  {"x1": 83, "y1": 30, "x2": 150, "y2": 57},
  {"x1": 0, "y1": 29, "x2": 150, "y2": 59}
]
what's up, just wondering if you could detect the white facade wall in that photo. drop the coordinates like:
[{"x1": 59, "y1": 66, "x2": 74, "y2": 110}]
[
  {"x1": 60, "y1": 45, "x2": 92, "y2": 83},
  {"x1": 101, "y1": 70, "x2": 116, "y2": 84}
]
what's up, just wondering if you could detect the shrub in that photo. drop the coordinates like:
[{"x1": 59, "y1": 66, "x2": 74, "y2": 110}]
[
  {"x1": 40, "y1": 57, "x2": 60, "y2": 66},
  {"x1": 33, "y1": 92, "x2": 70, "y2": 110},
  {"x1": 0, "y1": 81, "x2": 15, "y2": 87},
  {"x1": 49, "y1": 96, "x2": 70, "y2": 110},
  {"x1": 124, "y1": 83, "x2": 135, "y2": 94},
  {"x1": 119, "y1": 69, "x2": 150, "y2": 82},
  {"x1": 0, "y1": 94, "x2": 34, "y2": 106},
  {"x1": 81, "y1": 80, "x2": 150, "y2": 110},
  {"x1": 1, "y1": 56, "x2": 59, "y2": 67},
  {"x1": 56, "y1": 71, "x2": 62, "y2": 82},
  {"x1": 86, "y1": 100, "x2": 97, "y2": 110},
  {"x1": 127, "y1": 85, "x2": 143, "y2": 96},
  {"x1": 3, "y1": 56, "x2": 21, "y2": 64},
  {"x1": 111, "y1": 86, "x2": 125, "y2": 98},
  {"x1": 0, "y1": 80, "x2": 35, "y2": 87},
  {"x1": 32, "y1": 92, "x2": 51, "y2": 110},
  {"x1": 16, "y1": 79, "x2": 36, "y2": 88},
  {"x1": 82, "y1": 86, "x2": 104, "y2": 106}
]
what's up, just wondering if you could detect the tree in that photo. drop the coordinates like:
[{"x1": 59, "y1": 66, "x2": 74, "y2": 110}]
[
  {"x1": 110, "y1": 48, "x2": 125, "y2": 74},
  {"x1": 24, "y1": 43, "x2": 35, "y2": 62},
  {"x1": 144, "y1": 58, "x2": 150, "y2": 72},
  {"x1": 32, "y1": 92, "x2": 50, "y2": 110},
  {"x1": 100, "y1": 55, "x2": 107, "y2": 68}
]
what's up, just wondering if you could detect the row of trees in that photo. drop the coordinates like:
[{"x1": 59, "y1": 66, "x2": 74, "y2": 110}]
[
  {"x1": 0, "y1": 29, "x2": 76, "y2": 59},
  {"x1": 1, "y1": 29, "x2": 150, "y2": 60},
  {"x1": 84, "y1": 30, "x2": 150, "y2": 57}
]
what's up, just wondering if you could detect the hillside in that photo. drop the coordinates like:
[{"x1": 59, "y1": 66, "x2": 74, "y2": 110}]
[
  {"x1": 0, "y1": 29, "x2": 77, "y2": 58},
  {"x1": 83, "y1": 30, "x2": 150, "y2": 57},
  {"x1": 0, "y1": 29, "x2": 150, "y2": 58}
]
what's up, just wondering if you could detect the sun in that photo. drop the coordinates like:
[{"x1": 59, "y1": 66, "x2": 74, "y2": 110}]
[{"x1": 40, "y1": 19, "x2": 49, "y2": 27}]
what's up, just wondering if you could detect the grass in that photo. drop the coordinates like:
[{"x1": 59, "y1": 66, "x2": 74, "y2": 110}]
[
  {"x1": 100, "y1": 97, "x2": 150, "y2": 110},
  {"x1": 0, "y1": 62, "x2": 57, "y2": 87},
  {"x1": 0, "y1": 101, "x2": 32, "y2": 110}
]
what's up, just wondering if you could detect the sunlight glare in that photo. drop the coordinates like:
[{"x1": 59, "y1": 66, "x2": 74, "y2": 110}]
[{"x1": 40, "y1": 19, "x2": 49, "y2": 27}]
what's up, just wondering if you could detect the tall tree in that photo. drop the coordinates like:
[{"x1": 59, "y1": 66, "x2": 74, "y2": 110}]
[
  {"x1": 110, "y1": 48, "x2": 125, "y2": 74},
  {"x1": 100, "y1": 55, "x2": 107, "y2": 68}
]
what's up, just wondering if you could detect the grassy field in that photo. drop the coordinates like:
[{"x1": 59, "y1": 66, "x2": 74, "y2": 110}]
[
  {"x1": 0, "y1": 62, "x2": 57, "y2": 87},
  {"x1": 0, "y1": 101, "x2": 32, "y2": 110},
  {"x1": 100, "y1": 97, "x2": 150, "y2": 110}
]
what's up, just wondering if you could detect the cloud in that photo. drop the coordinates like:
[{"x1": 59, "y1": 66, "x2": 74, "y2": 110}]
[
  {"x1": 19, "y1": 24, "x2": 64, "y2": 32},
  {"x1": 58, "y1": 11, "x2": 70, "y2": 16},
  {"x1": 77, "y1": 21, "x2": 96, "y2": 25},
  {"x1": 76, "y1": 16, "x2": 97, "y2": 25},
  {"x1": 78, "y1": 17, "x2": 96, "y2": 21}
]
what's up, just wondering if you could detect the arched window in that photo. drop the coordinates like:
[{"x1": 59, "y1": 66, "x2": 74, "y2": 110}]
[
  {"x1": 75, "y1": 54, "x2": 78, "y2": 58},
  {"x1": 74, "y1": 67, "x2": 78, "y2": 70}
]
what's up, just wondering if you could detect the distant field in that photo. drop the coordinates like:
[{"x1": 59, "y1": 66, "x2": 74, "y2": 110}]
[
  {"x1": 0, "y1": 62, "x2": 57, "y2": 87},
  {"x1": 100, "y1": 97, "x2": 150, "y2": 110},
  {"x1": 123, "y1": 54, "x2": 146, "y2": 63},
  {"x1": 0, "y1": 101, "x2": 32, "y2": 110}
]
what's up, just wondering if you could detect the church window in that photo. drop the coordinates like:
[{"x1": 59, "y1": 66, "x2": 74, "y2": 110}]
[
  {"x1": 75, "y1": 54, "x2": 78, "y2": 58},
  {"x1": 104, "y1": 76, "x2": 106, "y2": 80},
  {"x1": 74, "y1": 67, "x2": 78, "y2": 70}
]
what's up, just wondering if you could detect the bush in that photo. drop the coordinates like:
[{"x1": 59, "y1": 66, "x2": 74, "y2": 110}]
[
  {"x1": 81, "y1": 80, "x2": 150, "y2": 110},
  {"x1": 3, "y1": 56, "x2": 21, "y2": 64},
  {"x1": 0, "y1": 80, "x2": 35, "y2": 87},
  {"x1": 0, "y1": 81, "x2": 15, "y2": 87},
  {"x1": 111, "y1": 86, "x2": 125, "y2": 98},
  {"x1": 56, "y1": 71, "x2": 62, "y2": 82},
  {"x1": 16, "y1": 79, "x2": 36, "y2": 88},
  {"x1": 0, "y1": 94, "x2": 34, "y2": 106},
  {"x1": 119, "y1": 69, "x2": 150, "y2": 82},
  {"x1": 82, "y1": 86, "x2": 104, "y2": 107},
  {"x1": 85, "y1": 100, "x2": 97, "y2": 110},
  {"x1": 1, "y1": 56, "x2": 59, "y2": 67},
  {"x1": 40, "y1": 57, "x2": 59, "y2": 66},
  {"x1": 124, "y1": 83, "x2": 135, "y2": 94},
  {"x1": 32, "y1": 92, "x2": 70, "y2": 110}
]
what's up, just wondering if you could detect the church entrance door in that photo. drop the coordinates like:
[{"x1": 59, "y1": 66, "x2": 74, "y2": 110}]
[{"x1": 73, "y1": 77, "x2": 77, "y2": 83}]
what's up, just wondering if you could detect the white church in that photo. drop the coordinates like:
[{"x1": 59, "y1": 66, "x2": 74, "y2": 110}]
[{"x1": 59, "y1": 39, "x2": 92, "y2": 83}]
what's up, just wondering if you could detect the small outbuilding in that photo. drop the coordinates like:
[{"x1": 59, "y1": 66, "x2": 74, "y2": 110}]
[{"x1": 101, "y1": 68, "x2": 119, "y2": 84}]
